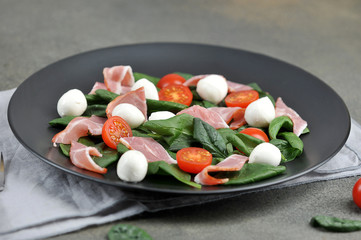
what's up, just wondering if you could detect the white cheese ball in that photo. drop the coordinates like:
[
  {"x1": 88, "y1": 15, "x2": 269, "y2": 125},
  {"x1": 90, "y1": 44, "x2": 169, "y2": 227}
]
[
  {"x1": 112, "y1": 103, "x2": 145, "y2": 128},
  {"x1": 148, "y1": 111, "x2": 175, "y2": 121},
  {"x1": 57, "y1": 89, "x2": 87, "y2": 117},
  {"x1": 196, "y1": 74, "x2": 228, "y2": 104},
  {"x1": 249, "y1": 142, "x2": 281, "y2": 166},
  {"x1": 117, "y1": 150, "x2": 148, "y2": 182},
  {"x1": 244, "y1": 97, "x2": 275, "y2": 127},
  {"x1": 131, "y1": 78, "x2": 159, "y2": 100}
]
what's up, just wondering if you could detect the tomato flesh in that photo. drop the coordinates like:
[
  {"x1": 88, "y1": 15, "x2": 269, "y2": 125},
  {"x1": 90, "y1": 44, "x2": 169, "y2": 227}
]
[
  {"x1": 158, "y1": 85, "x2": 193, "y2": 106},
  {"x1": 225, "y1": 90, "x2": 259, "y2": 108},
  {"x1": 240, "y1": 127, "x2": 269, "y2": 142},
  {"x1": 102, "y1": 116, "x2": 132, "y2": 149},
  {"x1": 157, "y1": 73, "x2": 186, "y2": 89},
  {"x1": 176, "y1": 147, "x2": 212, "y2": 174},
  {"x1": 353, "y1": 178, "x2": 361, "y2": 208}
]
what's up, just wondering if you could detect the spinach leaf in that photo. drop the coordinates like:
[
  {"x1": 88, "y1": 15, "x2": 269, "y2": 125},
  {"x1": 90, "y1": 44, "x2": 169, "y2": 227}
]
[
  {"x1": 224, "y1": 163, "x2": 286, "y2": 185},
  {"x1": 311, "y1": 215, "x2": 361, "y2": 232},
  {"x1": 173, "y1": 72, "x2": 194, "y2": 80},
  {"x1": 49, "y1": 115, "x2": 77, "y2": 128},
  {"x1": 134, "y1": 72, "x2": 160, "y2": 86},
  {"x1": 146, "y1": 99, "x2": 188, "y2": 114},
  {"x1": 236, "y1": 133, "x2": 264, "y2": 152},
  {"x1": 94, "y1": 89, "x2": 119, "y2": 102},
  {"x1": 83, "y1": 104, "x2": 107, "y2": 117},
  {"x1": 248, "y1": 82, "x2": 275, "y2": 105},
  {"x1": 85, "y1": 93, "x2": 108, "y2": 105},
  {"x1": 92, "y1": 142, "x2": 120, "y2": 168},
  {"x1": 147, "y1": 161, "x2": 201, "y2": 189},
  {"x1": 270, "y1": 132, "x2": 303, "y2": 162},
  {"x1": 60, "y1": 144, "x2": 70, "y2": 157},
  {"x1": 217, "y1": 128, "x2": 251, "y2": 156},
  {"x1": 269, "y1": 116, "x2": 293, "y2": 139},
  {"x1": 193, "y1": 118, "x2": 228, "y2": 158}
]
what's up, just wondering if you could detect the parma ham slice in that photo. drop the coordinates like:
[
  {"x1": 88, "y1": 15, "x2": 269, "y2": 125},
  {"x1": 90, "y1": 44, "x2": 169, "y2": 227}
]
[
  {"x1": 275, "y1": 97, "x2": 307, "y2": 136},
  {"x1": 106, "y1": 87, "x2": 147, "y2": 119},
  {"x1": 119, "y1": 137, "x2": 177, "y2": 164},
  {"x1": 183, "y1": 74, "x2": 209, "y2": 87},
  {"x1": 103, "y1": 65, "x2": 135, "y2": 94},
  {"x1": 194, "y1": 154, "x2": 248, "y2": 185},
  {"x1": 177, "y1": 105, "x2": 229, "y2": 129},
  {"x1": 208, "y1": 107, "x2": 242, "y2": 124},
  {"x1": 52, "y1": 115, "x2": 106, "y2": 145},
  {"x1": 89, "y1": 82, "x2": 107, "y2": 94},
  {"x1": 229, "y1": 108, "x2": 246, "y2": 130},
  {"x1": 69, "y1": 141, "x2": 107, "y2": 174}
]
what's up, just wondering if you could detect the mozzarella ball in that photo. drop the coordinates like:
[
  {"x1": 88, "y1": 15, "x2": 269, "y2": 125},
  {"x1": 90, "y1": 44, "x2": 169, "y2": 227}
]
[
  {"x1": 249, "y1": 142, "x2": 281, "y2": 166},
  {"x1": 148, "y1": 111, "x2": 175, "y2": 121},
  {"x1": 244, "y1": 97, "x2": 275, "y2": 127},
  {"x1": 196, "y1": 74, "x2": 228, "y2": 104},
  {"x1": 112, "y1": 103, "x2": 145, "y2": 128},
  {"x1": 117, "y1": 150, "x2": 148, "y2": 182},
  {"x1": 57, "y1": 89, "x2": 87, "y2": 117},
  {"x1": 131, "y1": 78, "x2": 159, "y2": 100}
]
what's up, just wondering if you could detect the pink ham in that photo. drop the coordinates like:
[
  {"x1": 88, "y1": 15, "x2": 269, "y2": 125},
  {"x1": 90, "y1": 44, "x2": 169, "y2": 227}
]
[
  {"x1": 227, "y1": 81, "x2": 253, "y2": 92},
  {"x1": 275, "y1": 97, "x2": 307, "y2": 136},
  {"x1": 177, "y1": 105, "x2": 229, "y2": 129},
  {"x1": 183, "y1": 74, "x2": 209, "y2": 87},
  {"x1": 69, "y1": 141, "x2": 107, "y2": 174},
  {"x1": 52, "y1": 115, "x2": 106, "y2": 145},
  {"x1": 229, "y1": 108, "x2": 246, "y2": 130},
  {"x1": 103, "y1": 65, "x2": 135, "y2": 94},
  {"x1": 119, "y1": 137, "x2": 177, "y2": 164},
  {"x1": 89, "y1": 82, "x2": 107, "y2": 94},
  {"x1": 208, "y1": 107, "x2": 242, "y2": 124},
  {"x1": 105, "y1": 87, "x2": 147, "y2": 119},
  {"x1": 194, "y1": 154, "x2": 248, "y2": 185}
]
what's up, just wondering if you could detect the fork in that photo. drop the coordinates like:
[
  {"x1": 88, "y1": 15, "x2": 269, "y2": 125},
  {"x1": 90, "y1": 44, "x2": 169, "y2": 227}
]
[{"x1": 0, "y1": 152, "x2": 5, "y2": 191}]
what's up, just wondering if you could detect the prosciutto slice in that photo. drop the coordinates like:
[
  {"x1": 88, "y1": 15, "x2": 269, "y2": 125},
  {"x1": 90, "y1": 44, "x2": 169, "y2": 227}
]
[
  {"x1": 103, "y1": 65, "x2": 135, "y2": 94},
  {"x1": 119, "y1": 137, "x2": 177, "y2": 164},
  {"x1": 177, "y1": 105, "x2": 229, "y2": 129},
  {"x1": 89, "y1": 82, "x2": 107, "y2": 94},
  {"x1": 69, "y1": 141, "x2": 107, "y2": 174},
  {"x1": 208, "y1": 107, "x2": 242, "y2": 124},
  {"x1": 229, "y1": 108, "x2": 246, "y2": 130},
  {"x1": 52, "y1": 115, "x2": 106, "y2": 145},
  {"x1": 194, "y1": 154, "x2": 248, "y2": 185},
  {"x1": 275, "y1": 97, "x2": 307, "y2": 136},
  {"x1": 105, "y1": 87, "x2": 147, "y2": 119},
  {"x1": 183, "y1": 74, "x2": 209, "y2": 87}
]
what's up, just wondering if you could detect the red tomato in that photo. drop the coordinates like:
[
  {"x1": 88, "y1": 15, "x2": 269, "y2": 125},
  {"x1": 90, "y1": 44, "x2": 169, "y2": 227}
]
[
  {"x1": 157, "y1": 73, "x2": 186, "y2": 89},
  {"x1": 176, "y1": 147, "x2": 213, "y2": 174},
  {"x1": 225, "y1": 90, "x2": 259, "y2": 108},
  {"x1": 353, "y1": 178, "x2": 361, "y2": 208},
  {"x1": 158, "y1": 85, "x2": 193, "y2": 106},
  {"x1": 239, "y1": 127, "x2": 269, "y2": 142},
  {"x1": 102, "y1": 116, "x2": 132, "y2": 149}
]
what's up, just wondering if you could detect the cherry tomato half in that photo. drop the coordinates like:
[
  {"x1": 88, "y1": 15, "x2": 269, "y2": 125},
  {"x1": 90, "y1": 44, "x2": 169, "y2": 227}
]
[
  {"x1": 158, "y1": 85, "x2": 193, "y2": 106},
  {"x1": 102, "y1": 116, "x2": 132, "y2": 149},
  {"x1": 225, "y1": 90, "x2": 259, "y2": 108},
  {"x1": 157, "y1": 73, "x2": 186, "y2": 89},
  {"x1": 176, "y1": 147, "x2": 213, "y2": 174},
  {"x1": 239, "y1": 127, "x2": 269, "y2": 142},
  {"x1": 353, "y1": 178, "x2": 361, "y2": 208}
]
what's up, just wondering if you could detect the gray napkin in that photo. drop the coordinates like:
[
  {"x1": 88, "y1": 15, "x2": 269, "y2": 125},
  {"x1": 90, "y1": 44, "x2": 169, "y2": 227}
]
[{"x1": 1, "y1": 88, "x2": 361, "y2": 240}]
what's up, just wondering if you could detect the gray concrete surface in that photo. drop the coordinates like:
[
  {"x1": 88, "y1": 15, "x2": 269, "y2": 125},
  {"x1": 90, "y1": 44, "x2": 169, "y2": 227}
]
[{"x1": 1, "y1": 0, "x2": 361, "y2": 239}]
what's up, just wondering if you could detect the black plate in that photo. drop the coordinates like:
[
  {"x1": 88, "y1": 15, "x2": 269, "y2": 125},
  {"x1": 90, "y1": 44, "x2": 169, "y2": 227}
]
[{"x1": 8, "y1": 43, "x2": 350, "y2": 194}]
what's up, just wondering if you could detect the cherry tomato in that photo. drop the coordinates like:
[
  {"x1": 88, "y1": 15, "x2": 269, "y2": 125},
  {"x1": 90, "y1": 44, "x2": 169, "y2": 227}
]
[
  {"x1": 102, "y1": 116, "x2": 132, "y2": 149},
  {"x1": 176, "y1": 147, "x2": 212, "y2": 174},
  {"x1": 239, "y1": 127, "x2": 269, "y2": 142},
  {"x1": 225, "y1": 90, "x2": 259, "y2": 108},
  {"x1": 158, "y1": 85, "x2": 193, "y2": 106},
  {"x1": 157, "y1": 73, "x2": 186, "y2": 89},
  {"x1": 353, "y1": 178, "x2": 361, "y2": 208}
]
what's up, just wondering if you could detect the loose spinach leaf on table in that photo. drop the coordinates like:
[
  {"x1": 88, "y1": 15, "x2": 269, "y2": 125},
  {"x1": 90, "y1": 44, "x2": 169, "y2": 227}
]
[
  {"x1": 311, "y1": 215, "x2": 361, "y2": 232},
  {"x1": 147, "y1": 161, "x2": 201, "y2": 189}
]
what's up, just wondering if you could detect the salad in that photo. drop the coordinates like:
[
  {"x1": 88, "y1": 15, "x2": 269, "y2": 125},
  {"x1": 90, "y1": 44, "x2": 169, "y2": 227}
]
[{"x1": 49, "y1": 65, "x2": 309, "y2": 189}]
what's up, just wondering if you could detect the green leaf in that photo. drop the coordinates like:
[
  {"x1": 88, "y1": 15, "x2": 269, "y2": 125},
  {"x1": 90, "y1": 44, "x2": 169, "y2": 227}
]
[
  {"x1": 193, "y1": 118, "x2": 228, "y2": 158},
  {"x1": 146, "y1": 99, "x2": 188, "y2": 114},
  {"x1": 108, "y1": 224, "x2": 153, "y2": 240},
  {"x1": 226, "y1": 134, "x2": 251, "y2": 156},
  {"x1": 311, "y1": 215, "x2": 361, "y2": 232},
  {"x1": 236, "y1": 133, "x2": 264, "y2": 152},
  {"x1": 92, "y1": 142, "x2": 120, "y2": 168},
  {"x1": 269, "y1": 139, "x2": 300, "y2": 162},
  {"x1": 268, "y1": 116, "x2": 293, "y2": 139},
  {"x1": 60, "y1": 144, "x2": 70, "y2": 157},
  {"x1": 173, "y1": 72, "x2": 194, "y2": 80},
  {"x1": 83, "y1": 104, "x2": 107, "y2": 117},
  {"x1": 224, "y1": 163, "x2": 286, "y2": 185},
  {"x1": 248, "y1": 82, "x2": 275, "y2": 105},
  {"x1": 94, "y1": 89, "x2": 119, "y2": 102},
  {"x1": 48, "y1": 115, "x2": 77, "y2": 128},
  {"x1": 147, "y1": 161, "x2": 201, "y2": 189},
  {"x1": 134, "y1": 72, "x2": 160, "y2": 86}
]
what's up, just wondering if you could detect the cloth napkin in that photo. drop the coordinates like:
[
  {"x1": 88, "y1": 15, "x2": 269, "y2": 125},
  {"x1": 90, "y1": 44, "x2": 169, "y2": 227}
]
[{"x1": 1, "y1": 88, "x2": 361, "y2": 240}]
